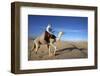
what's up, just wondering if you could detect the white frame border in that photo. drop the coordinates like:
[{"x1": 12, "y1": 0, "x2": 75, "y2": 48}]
[{"x1": 20, "y1": 6, "x2": 95, "y2": 70}]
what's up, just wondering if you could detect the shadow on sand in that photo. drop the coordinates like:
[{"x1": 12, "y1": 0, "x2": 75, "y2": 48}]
[{"x1": 55, "y1": 44, "x2": 87, "y2": 57}]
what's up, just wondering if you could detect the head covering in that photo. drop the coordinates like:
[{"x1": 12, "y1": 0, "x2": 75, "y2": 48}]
[{"x1": 47, "y1": 24, "x2": 52, "y2": 28}]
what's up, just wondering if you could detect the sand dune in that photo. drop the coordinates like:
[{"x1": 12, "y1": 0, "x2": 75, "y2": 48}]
[{"x1": 28, "y1": 40, "x2": 88, "y2": 60}]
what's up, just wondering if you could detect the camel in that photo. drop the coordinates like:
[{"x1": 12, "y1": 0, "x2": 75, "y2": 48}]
[{"x1": 30, "y1": 31, "x2": 64, "y2": 56}]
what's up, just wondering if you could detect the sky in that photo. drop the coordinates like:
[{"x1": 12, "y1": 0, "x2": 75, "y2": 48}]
[{"x1": 28, "y1": 15, "x2": 88, "y2": 41}]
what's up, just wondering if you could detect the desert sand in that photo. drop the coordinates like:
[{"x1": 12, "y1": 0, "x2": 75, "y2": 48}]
[{"x1": 28, "y1": 39, "x2": 88, "y2": 60}]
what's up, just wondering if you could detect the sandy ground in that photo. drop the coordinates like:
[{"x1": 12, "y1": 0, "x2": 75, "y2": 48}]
[{"x1": 28, "y1": 40, "x2": 88, "y2": 60}]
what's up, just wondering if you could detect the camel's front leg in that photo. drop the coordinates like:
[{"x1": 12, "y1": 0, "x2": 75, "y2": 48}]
[
  {"x1": 50, "y1": 43, "x2": 57, "y2": 56},
  {"x1": 47, "y1": 44, "x2": 54, "y2": 56},
  {"x1": 48, "y1": 45, "x2": 52, "y2": 56}
]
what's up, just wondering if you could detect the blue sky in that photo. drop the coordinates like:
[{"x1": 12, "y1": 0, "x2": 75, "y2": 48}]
[{"x1": 28, "y1": 15, "x2": 88, "y2": 41}]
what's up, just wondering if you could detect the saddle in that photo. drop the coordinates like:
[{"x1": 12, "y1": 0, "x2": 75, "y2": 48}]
[{"x1": 44, "y1": 31, "x2": 56, "y2": 43}]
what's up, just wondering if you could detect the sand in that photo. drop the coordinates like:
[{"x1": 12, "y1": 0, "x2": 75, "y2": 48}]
[{"x1": 28, "y1": 40, "x2": 88, "y2": 60}]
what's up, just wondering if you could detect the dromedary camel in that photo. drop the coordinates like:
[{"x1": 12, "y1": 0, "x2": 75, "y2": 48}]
[{"x1": 31, "y1": 32, "x2": 64, "y2": 56}]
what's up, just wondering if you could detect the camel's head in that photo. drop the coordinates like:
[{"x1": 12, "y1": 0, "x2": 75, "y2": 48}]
[
  {"x1": 58, "y1": 32, "x2": 64, "y2": 36},
  {"x1": 60, "y1": 32, "x2": 64, "y2": 34}
]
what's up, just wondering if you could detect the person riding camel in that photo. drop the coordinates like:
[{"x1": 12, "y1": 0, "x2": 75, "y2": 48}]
[
  {"x1": 46, "y1": 24, "x2": 53, "y2": 35},
  {"x1": 45, "y1": 24, "x2": 56, "y2": 43}
]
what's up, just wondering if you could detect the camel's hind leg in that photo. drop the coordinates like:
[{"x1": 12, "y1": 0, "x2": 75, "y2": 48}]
[{"x1": 34, "y1": 42, "x2": 40, "y2": 54}]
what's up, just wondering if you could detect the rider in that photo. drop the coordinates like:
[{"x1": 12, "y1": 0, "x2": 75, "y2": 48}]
[
  {"x1": 46, "y1": 24, "x2": 53, "y2": 34},
  {"x1": 45, "y1": 24, "x2": 55, "y2": 42}
]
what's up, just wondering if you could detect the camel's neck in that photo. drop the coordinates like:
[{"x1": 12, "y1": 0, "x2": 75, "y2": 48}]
[{"x1": 57, "y1": 32, "x2": 63, "y2": 40}]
